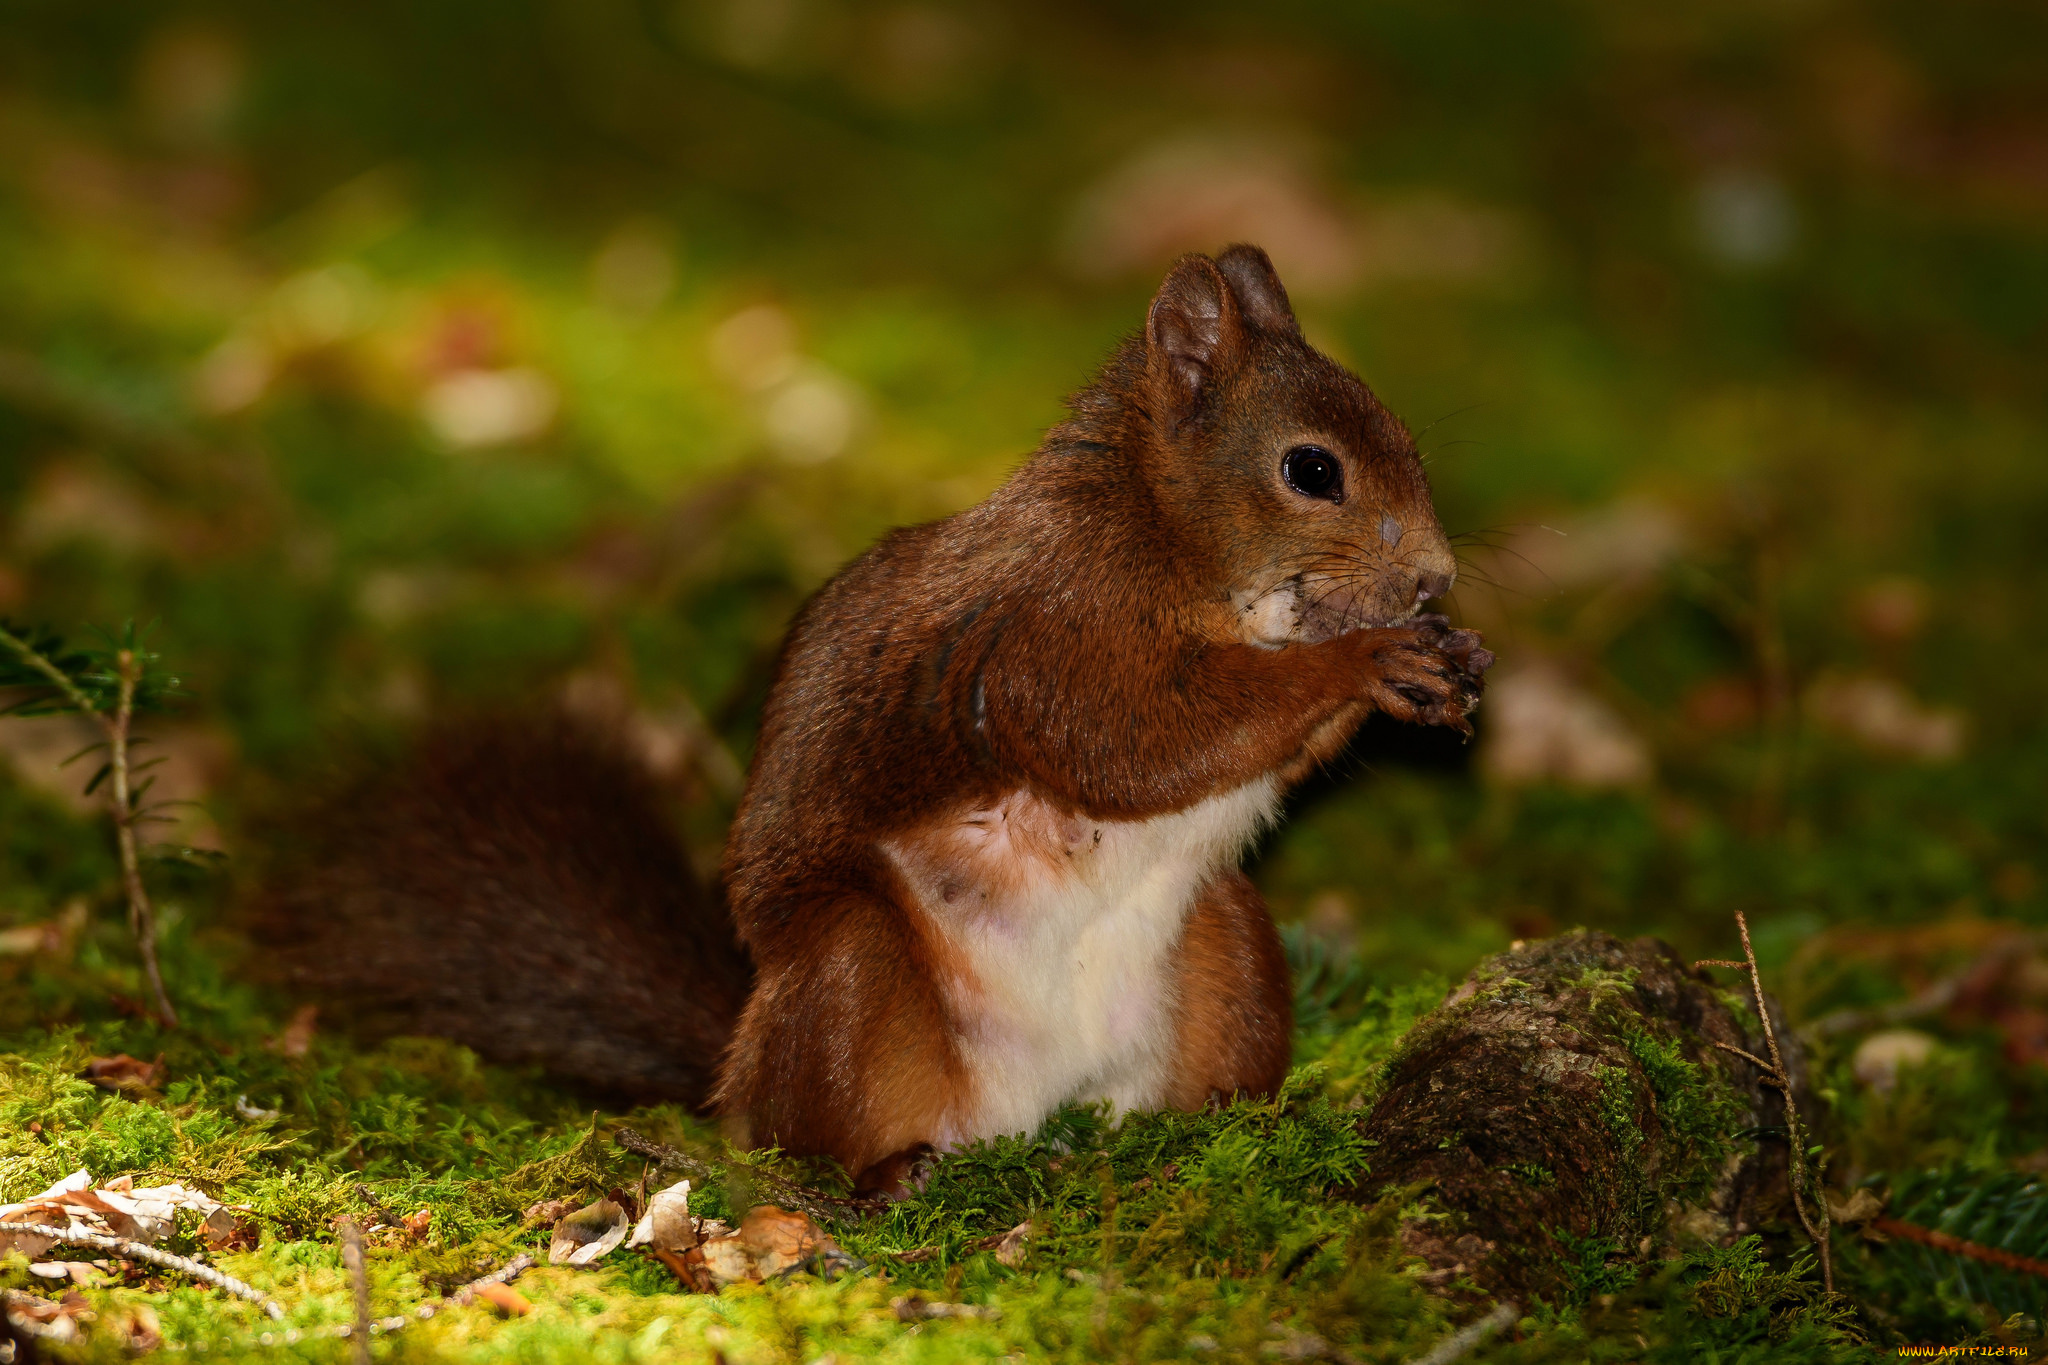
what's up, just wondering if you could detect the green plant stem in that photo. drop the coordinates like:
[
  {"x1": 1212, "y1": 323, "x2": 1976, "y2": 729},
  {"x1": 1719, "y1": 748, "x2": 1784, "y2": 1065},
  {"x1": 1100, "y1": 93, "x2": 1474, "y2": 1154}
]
[
  {"x1": 339, "y1": 1217, "x2": 373, "y2": 1365},
  {"x1": 1699, "y1": 911, "x2": 1830, "y2": 1293},
  {"x1": 0, "y1": 622, "x2": 100, "y2": 715},
  {"x1": 111, "y1": 648, "x2": 177, "y2": 1027},
  {"x1": 0, "y1": 627, "x2": 178, "y2": 1025}
]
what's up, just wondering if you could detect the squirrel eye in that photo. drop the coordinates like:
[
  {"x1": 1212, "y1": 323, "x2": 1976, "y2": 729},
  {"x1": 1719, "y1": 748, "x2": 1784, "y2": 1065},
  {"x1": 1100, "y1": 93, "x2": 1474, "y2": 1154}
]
[{"x1": 1282, "y1": 445, "x2": 1344, "y2": 502}]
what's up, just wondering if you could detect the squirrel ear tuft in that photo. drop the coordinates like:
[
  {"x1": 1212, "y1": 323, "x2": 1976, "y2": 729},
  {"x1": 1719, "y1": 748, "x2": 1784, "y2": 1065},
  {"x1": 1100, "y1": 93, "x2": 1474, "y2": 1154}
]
[
  {"x1": 1145, "y1": 254, "x2": 1245, "y2": 413},
  {"x1": 1214, "y1": 244, "x2": 1299, "y2": 335}
]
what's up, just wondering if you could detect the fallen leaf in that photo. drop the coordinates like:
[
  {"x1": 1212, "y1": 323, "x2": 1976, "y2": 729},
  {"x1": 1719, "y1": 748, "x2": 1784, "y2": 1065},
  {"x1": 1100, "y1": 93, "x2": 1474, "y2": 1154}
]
[
  {"x1": 1852, "y1": 1029, "x2": 1938, "y2": 1093},
  {"x1": 0, "y1": 1169, "x2": 92, "y2": 1258},
  {"x1": 110, "y1": 1301, "x2": 163, "y2": 1352},
  {"x1": 549, "y1": 1199, "x2": 629, "y2": 1267},
  {"x1": 993, "y1": 1220, "x2": 1033, "y2": 1268},
  {"x1": 1480, "y1": 664, "x2": 1652, "y2": 789},
  {"x1": 271, "y1": 1003, "x2": 318, "y2": 1057},
  {"x1": 0, "y1": 900, "x2": 87, "y2": 958},
  {"x1": 401, "y1": 1208, "x2": 433, "y2": 1240},
  {"x1": 234, "y1": 1094, "x2": 281, "y2": 1121},
  {"x1": 734, "y1": 1205, "x2": 838, "y2": 1278},
  {"x1": 628, "y1": 1178, "x2": 696, "y2": 1252},
  {"x1": 1807, "y1": 674, "x2": 1965, "y2": 762},
  {"x1": 2, "y1": 1288, "x2": 88, "y2": 1344},
  {"x1": 697, "y1": 1232, "x2": 757, "y2": 1286},
  {"x1": 521, "y1": 1198, "x2": 576, "y2": 1227},
  {"x1": 0, "y1": 1167, "x2": 254, "y2": 1256},
  {"x1": 686, "y1": 1206, "x2": 858, "y2": 1287},
  {"x1": 651, "y1": 1245, "x2": 717, "y2": 1292},
  {"x1": 473, "y1": 1282, "x2": 531, "y2": 1316},
  {"x1": 1826, "y1": 1187, "x2": 1886, "y2": 1229},
  {"x1": 84, "y1": 1053, "x2": 163, "y2": 1090},
  {"x1": 1996, "y1": 1007, "x2": 2048, "y2": 1070},
  {"x1": 892, "y1": 1294, "x2": 1000, "y2": 1322}
]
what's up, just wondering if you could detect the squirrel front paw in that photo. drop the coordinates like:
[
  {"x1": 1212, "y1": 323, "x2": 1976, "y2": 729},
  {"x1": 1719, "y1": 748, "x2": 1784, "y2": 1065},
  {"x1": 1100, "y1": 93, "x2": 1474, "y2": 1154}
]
[{"x1": 1363, "y1": 614, "x2": 1494, "y2": 734}]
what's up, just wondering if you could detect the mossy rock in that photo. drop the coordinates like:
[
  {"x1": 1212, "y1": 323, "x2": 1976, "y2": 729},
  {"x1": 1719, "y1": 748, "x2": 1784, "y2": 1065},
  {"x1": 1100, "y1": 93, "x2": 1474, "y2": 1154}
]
[{"x1": 1353, "y1": 930, "x2": 1810, "y2": 1300}]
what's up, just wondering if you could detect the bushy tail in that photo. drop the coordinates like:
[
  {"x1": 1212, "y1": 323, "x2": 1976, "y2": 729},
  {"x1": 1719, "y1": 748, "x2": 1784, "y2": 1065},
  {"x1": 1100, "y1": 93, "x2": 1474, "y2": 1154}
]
[{"x1": 256, "y1": 713, "x2": 751, "y2": 1108}]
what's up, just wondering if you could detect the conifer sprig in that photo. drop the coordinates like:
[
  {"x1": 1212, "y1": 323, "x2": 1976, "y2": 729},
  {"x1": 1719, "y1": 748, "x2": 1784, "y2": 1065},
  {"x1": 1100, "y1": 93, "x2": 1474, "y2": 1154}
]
[
  {"x1": 1697, "y1": 910, "x2": 1834, "y2": 1294},
  {"x1": 0, "y1": 618, "x2": 185, "y2": 1026}
]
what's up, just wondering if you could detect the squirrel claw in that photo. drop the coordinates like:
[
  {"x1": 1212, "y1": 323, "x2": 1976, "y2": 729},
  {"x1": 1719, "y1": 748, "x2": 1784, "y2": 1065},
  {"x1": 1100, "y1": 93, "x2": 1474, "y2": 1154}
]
[{"x1": 1366, "y1": 620, "x2": 1493, "y2": 730}]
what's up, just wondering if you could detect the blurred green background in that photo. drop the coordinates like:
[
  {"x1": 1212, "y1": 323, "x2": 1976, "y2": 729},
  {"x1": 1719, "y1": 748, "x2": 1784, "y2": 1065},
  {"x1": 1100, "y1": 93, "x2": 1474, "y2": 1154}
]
[{"x1": 2, "y1": 0, "x2": 2045, "y2": 999}]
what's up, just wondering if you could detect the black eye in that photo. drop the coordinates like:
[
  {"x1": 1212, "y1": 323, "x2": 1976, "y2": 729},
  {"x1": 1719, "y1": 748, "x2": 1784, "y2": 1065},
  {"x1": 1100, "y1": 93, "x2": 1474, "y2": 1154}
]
[{"x1": 1282, "y1": 445, "x2": 1344, "y2": 501}]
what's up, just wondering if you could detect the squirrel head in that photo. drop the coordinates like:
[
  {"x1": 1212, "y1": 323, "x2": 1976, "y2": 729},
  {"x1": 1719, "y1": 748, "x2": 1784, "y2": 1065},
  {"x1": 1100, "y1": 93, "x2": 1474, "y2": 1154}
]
[{"x1": 1133, "y1": 244, "x2": 1458, "y2": 645}]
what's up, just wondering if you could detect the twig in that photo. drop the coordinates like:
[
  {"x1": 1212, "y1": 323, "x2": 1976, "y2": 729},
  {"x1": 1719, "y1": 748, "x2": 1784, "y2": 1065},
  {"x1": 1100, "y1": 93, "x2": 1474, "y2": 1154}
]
[
  {"x1": 1799, "y1": 931, "x2": 2048, "y2": 1042},
  {"x1": 0, "y1": 1222, "x2": 283, "y2": 1319},
  {"x1": 354, "y1": 1185, "x2": 398, "y2": 1230},
  {"x1": 109, "y1": 649, "x2": 175, "y2": 1027},
  {"x1": 0, "y1": 628, "x2": 176, "y2": 1026},
  {"x1": 1706, "y1": 1040, "x2": 1780, "y2": 1077},
  {"x1": 4, "y1": 1285, "x2": 67, "y2": 1353},
  {"x1": 892, "y1": 1295, "x2": 1000, "y2": 1322},
  {"x1": 1695, "y1": 912, "x2": 1833, "y2": 1293},
  {"x1": 1872, "y1": 1218, "x2": 2048, "y2": 1281},
  {"x1": 614, "y1": 1127, "x2": 889, "y2": 1224},
  {"x1": 450, "y1": 1253, "x2": 535, "y2": 1304},
  {"x1": 879, "y1": 1227, "x2": 1017, "y2": 1266},
  {"x1": 338, "y1": 1219, "x2": 372, "y2": 1365},
  {"x1": 0, "y1": 625, "x2": 99, "y2": 715},
  {"x1": 1408, "y1": 1300, "x2": 1519, "y2": 1365}
]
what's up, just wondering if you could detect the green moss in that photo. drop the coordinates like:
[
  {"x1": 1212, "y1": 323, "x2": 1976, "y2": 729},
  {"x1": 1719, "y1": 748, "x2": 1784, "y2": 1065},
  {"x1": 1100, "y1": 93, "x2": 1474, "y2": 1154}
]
[
  {"x1": 1621, "y1": 1026, "x2": 1748, "y2": 1206},
  {"x1": 1596, "y1": 1062, "x2": 1654, "y2": 1239}
]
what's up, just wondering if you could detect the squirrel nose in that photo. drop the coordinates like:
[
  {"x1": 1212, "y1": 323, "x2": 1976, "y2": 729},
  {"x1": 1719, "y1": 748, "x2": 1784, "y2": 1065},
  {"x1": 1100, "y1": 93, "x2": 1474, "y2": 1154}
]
[{"x1": 1414, "y1": 569, "x2": 1454, "y2": 604}]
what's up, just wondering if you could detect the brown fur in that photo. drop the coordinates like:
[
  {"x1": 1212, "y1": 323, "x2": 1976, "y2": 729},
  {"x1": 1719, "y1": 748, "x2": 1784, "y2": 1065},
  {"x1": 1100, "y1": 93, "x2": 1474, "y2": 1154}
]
[
  {"x1": 260, "y1": 247, "x2": 1489, "y2": 1193},
  {"x1": 1164, "y1": 871, "x2": 1294, "y2": 1108},
  {"x1": 259, "y1": 715, "x2": 751, "y2": 1103},
  {"x1": 719, "y1": 246, "x2": 1487, "y2": 1189}
]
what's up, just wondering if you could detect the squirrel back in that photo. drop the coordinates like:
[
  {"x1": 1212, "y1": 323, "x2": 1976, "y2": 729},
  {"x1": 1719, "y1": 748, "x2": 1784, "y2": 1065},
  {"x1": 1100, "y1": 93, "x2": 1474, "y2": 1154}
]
[{"x1": 257, "y1": 713, "x2": 750, "y2": 1106}]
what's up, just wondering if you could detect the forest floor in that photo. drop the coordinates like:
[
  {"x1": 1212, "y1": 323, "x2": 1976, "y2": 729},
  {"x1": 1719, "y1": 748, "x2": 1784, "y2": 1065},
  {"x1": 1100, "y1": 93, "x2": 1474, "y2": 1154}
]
[
  {"x1": 6, "y1": 4, "x2": 2048, "y2": 1358},
  {"x1": 2, "y1": 819, "x2": 2044, "y2": 1364}
]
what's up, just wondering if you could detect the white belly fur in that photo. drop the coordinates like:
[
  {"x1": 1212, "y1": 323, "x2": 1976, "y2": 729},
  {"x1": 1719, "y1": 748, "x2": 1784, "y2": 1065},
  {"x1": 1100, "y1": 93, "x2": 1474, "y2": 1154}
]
[{"x1": 881, "y1": 778, "x2": 1281, "y2": 1148}]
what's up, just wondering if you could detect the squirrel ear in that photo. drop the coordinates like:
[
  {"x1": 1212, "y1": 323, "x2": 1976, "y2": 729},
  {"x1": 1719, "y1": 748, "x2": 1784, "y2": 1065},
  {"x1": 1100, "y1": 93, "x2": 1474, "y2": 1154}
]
[
  {"x1": 1144, "y1": 254, "x2": 1246, "y2": 411},
  {"x1": 1214, "y1": 244, "x2": 1300, "y2": 335}
]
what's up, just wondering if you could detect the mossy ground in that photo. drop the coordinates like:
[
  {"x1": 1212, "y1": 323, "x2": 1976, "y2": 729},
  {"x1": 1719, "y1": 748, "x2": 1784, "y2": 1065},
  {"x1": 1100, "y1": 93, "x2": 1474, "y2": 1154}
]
[
  {"x1": 6, "y1": 2, "x2": 2048, "y2": 1359},
  {"x1": 1, "y1": 858, "x2": 2041, "y2": 1362}
]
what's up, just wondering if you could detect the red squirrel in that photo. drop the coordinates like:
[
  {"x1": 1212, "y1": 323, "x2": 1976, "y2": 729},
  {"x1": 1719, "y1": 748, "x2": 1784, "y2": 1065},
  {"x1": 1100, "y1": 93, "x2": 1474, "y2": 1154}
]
[{"x1": 263, "y1": 245, "x2": 1491, "y2": 1197}]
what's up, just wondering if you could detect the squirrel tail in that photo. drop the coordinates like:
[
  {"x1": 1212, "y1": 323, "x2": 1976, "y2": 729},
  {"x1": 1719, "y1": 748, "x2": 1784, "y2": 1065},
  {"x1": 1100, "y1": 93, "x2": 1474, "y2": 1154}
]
[{"x1": 254, "y1": 712, "x2": 750, "y2": 1108}]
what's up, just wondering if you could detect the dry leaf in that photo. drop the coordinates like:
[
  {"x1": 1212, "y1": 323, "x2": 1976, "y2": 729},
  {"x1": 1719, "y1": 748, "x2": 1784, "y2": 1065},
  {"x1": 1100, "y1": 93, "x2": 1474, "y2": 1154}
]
[
  {"x1": 2, "y1": 1288, "x2": 88, "y2": 1344},
  {"x1": 0, "y1": 900, "x2": 87, "y2": 958},
  {"x1": 1852, "y1": 1029, "x2": 1937, "y2": 1094},
  {"x1": 473, "y1": 1282, "x2": 532, "y2": 1316},
  {"x1": 0, "y1": 1167, "x2": 254, "y2": 1257},
  {"x1": 650, "y1": 1245, "x2": 716, "y2": 1292},
  {"x1": 1826, "y1": 1187, "x2": 1886, "y2": 1229},
  {"x1": 521, "y1": 1198, "x2": 576, "y2": 1227},
  {"x1": 893, "y1": 1294, "x2": 1000, "y2": 1322},
  {"x1": 1807, "y1": 674, "x2": 1965, "y2": 762},
  {"x1": 1481, "y1": 664, "x2": 1652, "y2": 789},
  {"x1": 628, "y1": 1179, "x2": 695, "y2": 1253},
  {"x1": 685, "y1": 1206, "x2": 856, "y2": 1288},
  {"x1": 548, "y1": 1198, "x2": 629, "y2": 1266},
  {"x1": 993, "y1": 1220, "x2": 1032, "y2": 1268},
  {"x1": 234, "y1": 1094, "x2": 281, "y2": 1121},
  {"x1": 84, "y1": 1053, "x2": 163, "y2": 1090},
  {"x1": 734, "y1": 1205, "x2": 834, "y2": 1278},
  {"x1": 110, "y1": 1301, "x2": 163, "y2": 1352},
  {"x1": 271, "y1": 1003, "x2": 318, "y2": 1057}
]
